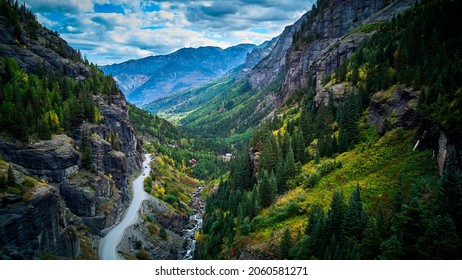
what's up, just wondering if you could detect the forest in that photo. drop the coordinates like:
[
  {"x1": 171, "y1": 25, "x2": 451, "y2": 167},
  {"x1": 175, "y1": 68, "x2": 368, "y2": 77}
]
[{"x1": 196, "y1": 0, "x2": 462, "y2": 260}]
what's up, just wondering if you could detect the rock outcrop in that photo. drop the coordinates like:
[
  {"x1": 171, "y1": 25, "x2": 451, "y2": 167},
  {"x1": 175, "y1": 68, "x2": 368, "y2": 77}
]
[
  {"x1": 0, "y1": 16, "x2": 90, "y2": 80},
  {"x1": 0, "y1": 186, "x2": 80, "y2": 259},
  {"x1": 281, "y1": 0, "x2": 418, "y2": 102},
  {"x1": 0, "y1": 3, "x2": 142, "y2": 258},
  {"x1": 249, "y1": 14, "x2": 308, "y2": 90},
  {"x1": 367, "y1": 85, "x2": 420, "y2": 135},
  {"x1": 0, "y1": 135, "x2": 80, "y2": 184},
  {"x1": 237, "y1": 37, "x2": 279, "y2": 80}
]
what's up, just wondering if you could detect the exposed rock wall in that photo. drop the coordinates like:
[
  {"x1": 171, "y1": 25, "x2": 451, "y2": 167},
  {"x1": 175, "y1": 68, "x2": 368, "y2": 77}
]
[
  {"x1": 281, "y1": 0, "x2": 418, "y2": 102},
  {"x1": 0, "y1": 135, "x2": 80, "y2": 184},
  {"x1": 0, "y1": 186, "x2": 80, "y2": 259},
  {"x1": 367, "y1": 85, "x2": 420, "y2": 135},
  {"x1": 0, "y1": 17, "x2": 90, "y2": 80},
  {"x1": 248, "y1": 14, "x2": 308, "y2": 90}
]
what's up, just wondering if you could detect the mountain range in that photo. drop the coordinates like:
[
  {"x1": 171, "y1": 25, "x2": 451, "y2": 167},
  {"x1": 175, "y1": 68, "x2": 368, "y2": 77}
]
[{"x1": 102, "y1": 44, "x2": 258, "y2": 106}]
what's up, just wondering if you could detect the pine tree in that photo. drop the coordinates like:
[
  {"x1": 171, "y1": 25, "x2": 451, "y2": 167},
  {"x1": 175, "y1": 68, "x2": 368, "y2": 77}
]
[
  {"x1": 81, "y1": 134, "x2": 94, "y2": 171},
  {"x1": 299, "y1": 104, "x2": 312, "y2": 142},
  {"x1": 391, "y1": 188, "x2": 425, "y2": 259},
  {"x1": 379, "y1": 235, "x2": 404, "y2": 260},
  {"x1": 286, "y1": 146, "x2": 297, "y2": 179},
  {"x1": 417, "y1": 215, "x2": 460, "y2": 259},
  {"x1": 360, "y1": 220, "x2": 381, "y2": 259},
  {"x1": 327, "y1": 191, "x2": 346, "y2": 242},
  {"x1": 342, "y1": 185, "x2": 369, "y2": 242},
  {"x1": 438, "y1": 145, "x2": 462, "y2": 234},
  {"x1": 7, "y1": 165, "x2": 15, "y2": 186},
  {"x1": 279, "y1": 228, "x2": 292, "y2": 259},
  {"x1": 275, "y1": 160, "x2": 288, "y2": 194}
]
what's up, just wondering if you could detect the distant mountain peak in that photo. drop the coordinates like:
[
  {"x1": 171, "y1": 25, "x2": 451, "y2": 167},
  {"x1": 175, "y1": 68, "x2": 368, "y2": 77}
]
[{"x1": 102, "y1": 44, "x2": 257, "y2": 105}]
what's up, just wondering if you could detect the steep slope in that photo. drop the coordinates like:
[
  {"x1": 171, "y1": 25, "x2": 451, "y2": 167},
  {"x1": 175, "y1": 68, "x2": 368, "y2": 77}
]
[
  {"x1": 248, "y1": 13, "x2": 308, "y2": 90},
  {"x1": 281, "y1": 0, "x2": 417, "y2": 99},
  {"x1": 102, "y1": 44, "x2": 257, "y2": 106},
  {"x1": 196, "y1": 0, "x2": 462, "y2": 260},
  {"x1": 0, "y1": 0, "x2": 141, "y2": 259}
]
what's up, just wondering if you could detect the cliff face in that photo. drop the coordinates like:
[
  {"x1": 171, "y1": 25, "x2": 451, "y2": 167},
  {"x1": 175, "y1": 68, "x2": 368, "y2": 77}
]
[
  {"x1": 0, "y1": 186, "x2": 80, "y2": 259},
  {"x1": 0, "y1": 4, "x2": 141, "y2": 258},
  {"x1": 0, "y1": 16, "x2": 90, "y2": 80},
  {"x1": 280, "y1": 0, "x2": 418, "y2": 101},
  {"x1": 248, "y1": 14, "x2": 308, "y2": 90}
]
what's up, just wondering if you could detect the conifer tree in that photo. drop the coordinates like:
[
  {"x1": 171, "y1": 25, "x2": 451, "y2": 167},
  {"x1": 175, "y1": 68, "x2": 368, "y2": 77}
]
[
  {"x1": 275, "y1": 160, "x2": 288, "y2": 194},
  {"x1": 326, "y1": 191, "x2": 346, "y2": 242},
  {"x1": 7, "y1": 165, "x2": 15, "y2": 186},
  {"x1": 286, "y1": 147, "x2": 297, "y2": 179},
  {"x1": 417, "y1": 215, "x2": 460, "y2": 259},
  {"x1": 342, "y1": 185, "x2": 369, "y2": 242},
  {"x1": 438, "y1": 146, "x2": 462, "y2": 234},
  {"x1": 279, "y1": 228, "x2": 292, "y2": 259}
]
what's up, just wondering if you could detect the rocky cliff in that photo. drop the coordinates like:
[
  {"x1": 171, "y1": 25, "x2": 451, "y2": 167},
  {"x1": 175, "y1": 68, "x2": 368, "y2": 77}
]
[
  {"x1": 0, "y1": 16, "x2": 90, "y2": 80},
  {"x1": 0, "y1": 2, "x2": 142, "y2": 258},
  {"x1": 280, "y1": 0, "x2": 418, "y2": 102},
  {"x1": 248, "y1": 14, "x2": 308, "y2": 90}
]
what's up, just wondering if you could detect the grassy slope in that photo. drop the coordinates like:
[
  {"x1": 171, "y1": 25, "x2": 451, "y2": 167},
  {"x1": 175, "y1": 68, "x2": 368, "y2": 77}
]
[{"x1": 233, "y1": 124, "x2": 437, "y2": 258}]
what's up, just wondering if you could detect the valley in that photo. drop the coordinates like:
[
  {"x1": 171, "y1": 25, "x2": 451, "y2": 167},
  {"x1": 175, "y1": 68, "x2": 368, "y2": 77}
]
[{"x1": 1, "y1": 0, "x2": 462, "y2": 261}]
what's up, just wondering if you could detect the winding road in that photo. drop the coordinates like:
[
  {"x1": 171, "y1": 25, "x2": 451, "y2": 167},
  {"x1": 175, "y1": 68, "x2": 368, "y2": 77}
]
[{"x1": 99, "y1": 154, "x2": 152, "y2": 260}]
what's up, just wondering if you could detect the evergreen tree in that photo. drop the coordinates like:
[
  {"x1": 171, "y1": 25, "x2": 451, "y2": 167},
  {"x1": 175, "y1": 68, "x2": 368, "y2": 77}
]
[
  {"x1": 81, "y1": 134, "x2": 94, "y2": 171},
  {"x1": 7, "y1": 165, "x2": 15, "y2": 186},
  {"x1": 326, "y1": 191, "x2": 346, "y2": 242},
  {"x1": 342, "y1": 185, "x2": 369, "y2": 242},
  {"x1": 279, "y1": 228, "x2": 292, "y2": 259},
  {"x1": 286, "y1": 147, "x2": 297, "y2": 179},
  {"x1": 379, "y1": 235, "x2": 404, "y2": 260},
  {"x1": 391, "y1": 188, "x2": 425, "y2": 259},
  {"x1": 360, "y1": 220, "x2": 381, "y2": 259},
  {"x1": 275, "y1": 160, "x2": 288, "y2": 194},
  {"x1": 438, "y1": 145, "x2": 462, "y2": 234},
  {"x1": 417, "y1": 215, "x2": 460, "y2": 259}
]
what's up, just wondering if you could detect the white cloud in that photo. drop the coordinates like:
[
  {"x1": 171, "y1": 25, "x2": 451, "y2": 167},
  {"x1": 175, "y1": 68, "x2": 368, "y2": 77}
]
[{"x1": 23, "y1": 0, "x2": 311, "y2": 64}]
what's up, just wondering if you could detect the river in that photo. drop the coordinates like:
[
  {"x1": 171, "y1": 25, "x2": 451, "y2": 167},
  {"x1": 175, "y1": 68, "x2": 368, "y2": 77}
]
[{"x1": 99, "y1": 154, "x2": 152, "y2": 260}]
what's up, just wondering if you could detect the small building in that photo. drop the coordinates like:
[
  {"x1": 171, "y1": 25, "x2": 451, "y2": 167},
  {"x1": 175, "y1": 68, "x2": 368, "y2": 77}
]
[
  {"x1": 222, "y1": 153, "x2": 233, "y2": 162},
  {"x1": 189, "y1": 158, "x2": 197, "y2": 165}
]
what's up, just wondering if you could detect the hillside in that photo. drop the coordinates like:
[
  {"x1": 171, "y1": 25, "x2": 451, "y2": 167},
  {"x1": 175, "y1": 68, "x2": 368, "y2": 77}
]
[
  {"x1": 0, "y1": 0, "x2": 142, "y2": 259},
  {"x1": 196, "y1": 0, "x2": 462, "y2": 260},
  {"x1": 144, "y1": 0, "x2": 417, "y2": 144},
  {"x1": 102, "y1": 44, "x2": 257, "y2": 106}
]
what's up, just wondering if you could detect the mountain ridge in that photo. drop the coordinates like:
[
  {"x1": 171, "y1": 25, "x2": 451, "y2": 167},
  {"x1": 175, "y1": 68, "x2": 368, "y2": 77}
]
[{"x1": 102, "y1": 44, "x2": 258, "y2": 105}]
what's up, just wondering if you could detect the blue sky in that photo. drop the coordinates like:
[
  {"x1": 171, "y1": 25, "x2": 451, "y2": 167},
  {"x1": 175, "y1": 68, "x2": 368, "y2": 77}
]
[{"x1": 23, "y1": 1, "x2": 310, "y2": 65}]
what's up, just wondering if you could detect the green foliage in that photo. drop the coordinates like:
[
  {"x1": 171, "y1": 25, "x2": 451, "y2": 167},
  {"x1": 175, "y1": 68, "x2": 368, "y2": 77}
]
[
  {"x1": 0, "y1": 57, "x2": 115, "y2": 142},
  {"x1": 279, "y1": 229, "x2": 292, "y2": 259}
]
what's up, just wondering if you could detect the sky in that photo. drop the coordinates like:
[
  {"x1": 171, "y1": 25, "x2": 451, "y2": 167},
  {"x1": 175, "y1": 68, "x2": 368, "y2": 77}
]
[{"x1": 22, "y1": 0, "x2": 310, "y2": 65}]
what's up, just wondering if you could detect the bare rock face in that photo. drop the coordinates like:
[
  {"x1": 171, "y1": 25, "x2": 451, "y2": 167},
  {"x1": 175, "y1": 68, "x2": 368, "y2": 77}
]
[
  {"x1": 367, "y1": 85, "x2": 420, "y2": 135},
  {"x1": 0, "y1": 186, "x2": 80, "y2": 259},
  {"x1": 60, "y1": 172, "x2": 123, "y2": 235},
  {"x1": 0, "y1": 135, "x2": 80, "y2": 184},
  {"x1": 249, "y1": 14, "x2": 308, "y2": 90},
  {"x1": 281, "y1": 0, "x2": 418, "y2": 101},
  {"x1": 0, "y1": 17, "x2": 90, "y2": 80},
  {"x1": 437, "y1": 131, "x2": 448, "y2": 177}
]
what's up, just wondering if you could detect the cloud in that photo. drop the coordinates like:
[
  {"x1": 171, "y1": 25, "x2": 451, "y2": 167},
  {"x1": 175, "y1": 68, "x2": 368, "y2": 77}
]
[{"x1": 23, "y1": 0, "x2": 311, "y2": 64}]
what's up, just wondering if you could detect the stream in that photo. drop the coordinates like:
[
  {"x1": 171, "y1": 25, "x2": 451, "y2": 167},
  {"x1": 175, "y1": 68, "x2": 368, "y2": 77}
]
[
  {"x1": 99, "y1": 154, "x2": 152, "y2": 260},
  {"x1": 182, "y1": 185, "x2": 205, "y2": 260}
]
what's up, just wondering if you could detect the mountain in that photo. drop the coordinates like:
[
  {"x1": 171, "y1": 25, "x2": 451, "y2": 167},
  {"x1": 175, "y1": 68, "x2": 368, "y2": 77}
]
[
  {"x1": 144, "y1": 0, "x2": 415, "y2": 141},
  {"x1": 194, "y1": 0, "x2": 462, "y2": 260},
  {"x1": 102, "y1": 44, "x2": 257, "y2": 106},
  {"x1": 0, "y1": 0, "x2": 142, "y2": 259}
]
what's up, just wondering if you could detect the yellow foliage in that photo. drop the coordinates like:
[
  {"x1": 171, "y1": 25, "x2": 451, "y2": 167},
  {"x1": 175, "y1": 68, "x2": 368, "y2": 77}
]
[{"x1": 153, "y1": 183, "x2": 165, "y2": 196}]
